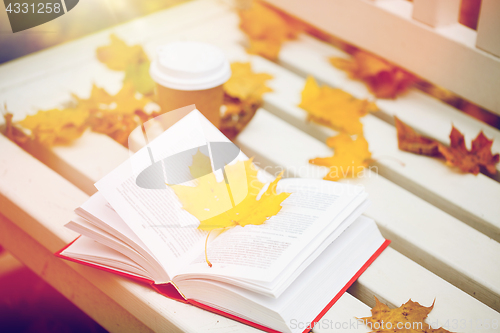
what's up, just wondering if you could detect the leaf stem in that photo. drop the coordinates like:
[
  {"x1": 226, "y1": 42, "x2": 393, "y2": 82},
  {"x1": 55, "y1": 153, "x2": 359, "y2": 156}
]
[{"x1": 205, "y1": 230, "x2": 213, "y2": 267}]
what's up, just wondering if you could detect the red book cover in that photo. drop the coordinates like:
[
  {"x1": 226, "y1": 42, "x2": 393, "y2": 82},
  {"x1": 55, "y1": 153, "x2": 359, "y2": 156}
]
[{"x1": 56, "y1": 237, "x2": 390, "y2": 333}]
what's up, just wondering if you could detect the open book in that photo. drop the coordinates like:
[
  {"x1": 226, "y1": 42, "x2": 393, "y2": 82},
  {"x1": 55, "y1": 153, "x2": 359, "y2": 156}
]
[{"x1": 57, "y1": 109, "x2": 389, "y2": 333}]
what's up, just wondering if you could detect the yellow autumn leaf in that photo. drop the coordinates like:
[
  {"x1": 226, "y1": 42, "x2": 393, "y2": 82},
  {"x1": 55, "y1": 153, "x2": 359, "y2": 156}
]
[
  {"x1": 77, "y1": 82, "x2": 150, "y2": 115},
  {"x1": 299, "y1": 76, "x2": 377, "y2": 135},
  {"x1": 111, "y1": 82, "x2": 151, "y2": 114},
  {"x1": 360, "y1": 297, "x2": 455, "y2": 333},
  {"x1": 17, "y1": 107, "x2": 89, "y2": 146},
  {"x1": 170, "y1": 156, "x2": 290, "y2": 231},
  {"x1": 96, "y1": 34, "x2": 149, "y2": 71},
  {"x1": 96, "y1": 34, "x2": 154, "y2": 95},
  {"x1": 247, "y1": 39, "x2": 282, "y2": 61},
  {"x1": 310, "y1": 133, "x2": 371, "y2": 181},
  {"x1": 238, "y1": 2, "x2": 303, "y2": 60},
  {"x1": 221, "y1": 62, "x2": 273, "y2": 139},
  {"x1": 124, "y1": 61, "x2": 155, "y2": 95},
  {"x1": 72, "y1": 84, "x2": 114, "y2": 111},
  {"x1": 75, "y1": 82, "x2": 152, "y2": 146},
  {"x1": 224, "y1": 62, "x2": 273, "y2": 102}
]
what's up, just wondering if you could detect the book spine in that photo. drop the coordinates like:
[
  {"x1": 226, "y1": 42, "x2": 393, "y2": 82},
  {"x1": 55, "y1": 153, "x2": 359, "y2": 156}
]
[{"x1": 303, "y1": 239, "x2": 391, "y2": 333}]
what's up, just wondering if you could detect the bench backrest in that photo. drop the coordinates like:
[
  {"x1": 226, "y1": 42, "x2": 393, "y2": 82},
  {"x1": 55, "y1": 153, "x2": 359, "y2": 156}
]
[{"x1": 265, "y1": 0, "x2": 500, "y2": 115}]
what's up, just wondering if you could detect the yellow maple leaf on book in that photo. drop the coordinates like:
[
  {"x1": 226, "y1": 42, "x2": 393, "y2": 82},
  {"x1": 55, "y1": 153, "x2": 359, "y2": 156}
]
[
  {"x1": 170, "y1": 154, "x2": 290, "y2": 231},
  {"x1": 170, "y1": 152, "x2": 290, "y2": 266}
]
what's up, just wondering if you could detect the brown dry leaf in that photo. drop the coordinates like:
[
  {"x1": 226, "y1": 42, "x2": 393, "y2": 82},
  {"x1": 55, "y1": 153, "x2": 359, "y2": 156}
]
[
  {"x1": 395, "y1": 116, "x2": 441, "y2": 156},
  {"x1": 310, "y1": 133, "x2": 371, "y2": 181},
  {"x1": 395, "y1": 117, "x2": 499, "y2": 175},
  {"x1": 438, "y1": 127, "x2": 499, "y2": 175},
  {"x1": 96, "y1": 34, "x2": 149, "y2": 71},
  {"x1": 220, "y1": 97, "x2": 260, "y2": 141},
  {"x1": 299, "y1": 76, "x2": 377, "y2": 135},
  {"x1": 238, "y1": 2, "x2": 303, "y2": 60},
  {"x1": 2, "y1": 109, "x2": 30, "y2": 144},
  {"x1": 330, "y1": 51, "x2": 417, "y2": 99},
  {"x1": 171, "y1": 158, "x2": 290, "y2": 231},
  {"x1": 360, "y1": 297, "x2": 454, "y2": 333},
  {"x1": 17, "y1": 107, "x2": 89, "y2": 146}
]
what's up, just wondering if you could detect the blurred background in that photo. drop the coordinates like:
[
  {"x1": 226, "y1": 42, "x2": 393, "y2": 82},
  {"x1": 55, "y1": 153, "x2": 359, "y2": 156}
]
[
  {"x1": 0, "y1": 0, "x2": 188, "y2": 64},
  {"x1": 0, "y1": 0, "x2": 482, "y2": 65}
]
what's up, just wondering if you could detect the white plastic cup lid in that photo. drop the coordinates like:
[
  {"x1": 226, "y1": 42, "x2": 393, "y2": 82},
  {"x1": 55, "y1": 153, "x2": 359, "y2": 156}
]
[{"x1": 150, "y1": 41, "x2": 231, "y2": 91}]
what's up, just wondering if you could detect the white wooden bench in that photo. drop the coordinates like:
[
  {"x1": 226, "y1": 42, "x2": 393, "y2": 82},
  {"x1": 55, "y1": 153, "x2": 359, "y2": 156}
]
[{"x1": 1, "y1": 0, "x2": 499, "y2": 332}]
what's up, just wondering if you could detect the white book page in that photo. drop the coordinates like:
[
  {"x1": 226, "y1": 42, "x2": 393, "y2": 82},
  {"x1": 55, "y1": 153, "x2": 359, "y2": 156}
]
[
  {"x1": 175, "y1": 179, "x2": 365, "y2": 286},
  {"x1": 61, "y1": 236, "x2": 152, "y2": 279},
  {"x1": 78, "y1": 192, "x2": 151, "y2": 254},
  {"x1": 66, "y1": 217, "x2": 169, "y2": 282},
  {"x1": 95, "y1": 111, "x2": 246, "y2": 278}
]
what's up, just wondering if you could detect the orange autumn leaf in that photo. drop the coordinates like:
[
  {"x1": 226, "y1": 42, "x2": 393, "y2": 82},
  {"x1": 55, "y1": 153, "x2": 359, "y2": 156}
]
[
  {"x1": 395, "y1": 116, "x2": 441, "y2": 156},
  {"x1": 438, "y1": 127, "x2": 499, "y2": 175},
  {"x1": 310, "y1": 133, "x2": 371, "y2": 181},
  {"x1": 96, "y1": 34, "x2": 149, "y2": 71},
  {"x1": 17, "y1": 107, "x2": 89, "y2": 146},
  {"x1": 360, "y1": 297, "x2": 455, "y2": 333},
  {"x1": 299, "y1": 76, "x2": 377, "y2": 135},
  {"x1": 238, "y1": 2, "x2": 303, "y2": 60},
  {"x1": 330, "y1": 51, "x2": 417, "y2": 99},
  {"x1": 170, "y1": 156, "x2": 290, "y2": 231}
]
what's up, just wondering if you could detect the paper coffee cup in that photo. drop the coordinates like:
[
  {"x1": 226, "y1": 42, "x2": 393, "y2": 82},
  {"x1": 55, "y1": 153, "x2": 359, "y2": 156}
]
[{"x1": 150, "y1": 41, "x2": 231, "y2": 128}]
